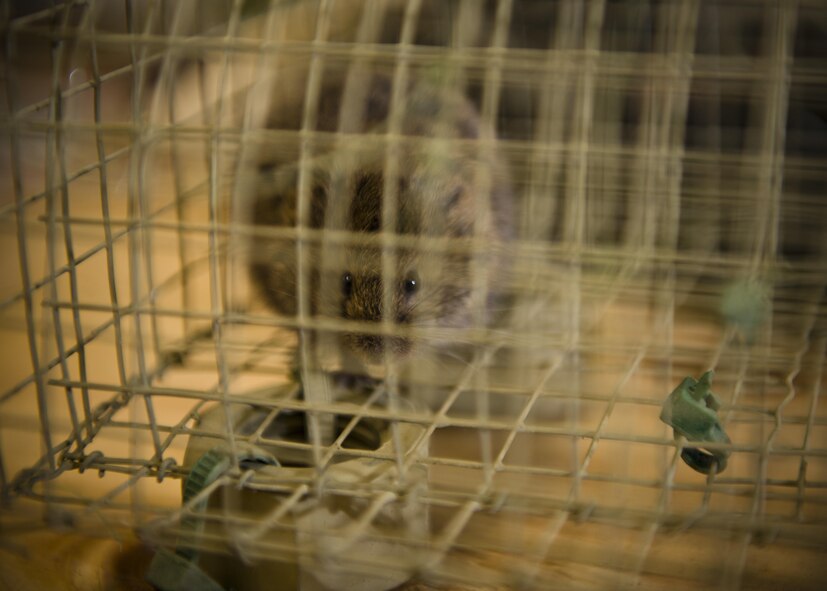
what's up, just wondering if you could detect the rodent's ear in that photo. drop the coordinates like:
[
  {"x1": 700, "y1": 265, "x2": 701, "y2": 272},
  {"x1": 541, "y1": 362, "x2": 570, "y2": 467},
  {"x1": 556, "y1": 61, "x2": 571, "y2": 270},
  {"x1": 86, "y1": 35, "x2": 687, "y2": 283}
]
[
  {"x1": 250, "y1": 162, "x2": 295, "y2": 225},
  {"x1": 250, "y1": 164, "x2": 330, "y2": 229},
  {"x1": 251, "y1": 173, "x2": 289, "y2": 226},
  {"x1": 446, "y1": 186, "x2": 463, "y2": 210},
  {"x1": 309, "y1": 181, "x2": 328, "y2": 229},
  {"x1": 443, "y1": 185, "x2": 475, "y2": 237}
]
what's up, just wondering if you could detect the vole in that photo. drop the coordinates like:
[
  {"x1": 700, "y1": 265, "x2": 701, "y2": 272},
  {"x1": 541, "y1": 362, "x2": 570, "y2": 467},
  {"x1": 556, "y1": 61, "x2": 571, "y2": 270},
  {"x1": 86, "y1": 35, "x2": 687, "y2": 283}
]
[{"x1": 247, "y1": 71, "x2": 515, "y2": 366}]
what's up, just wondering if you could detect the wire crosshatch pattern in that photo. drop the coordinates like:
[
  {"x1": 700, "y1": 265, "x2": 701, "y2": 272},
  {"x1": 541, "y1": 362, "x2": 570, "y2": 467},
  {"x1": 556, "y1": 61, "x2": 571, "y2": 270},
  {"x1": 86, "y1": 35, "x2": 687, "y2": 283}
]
[{"x1": 1, "y1": 0, "x2": 826, "y2": 589}]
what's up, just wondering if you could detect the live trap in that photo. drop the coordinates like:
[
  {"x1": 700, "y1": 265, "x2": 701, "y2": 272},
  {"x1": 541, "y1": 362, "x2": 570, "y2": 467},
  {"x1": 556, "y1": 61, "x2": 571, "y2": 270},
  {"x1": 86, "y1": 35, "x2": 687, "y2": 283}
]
[{"x1": 1, "y1": 1, "x2": 826, "y2": 590}]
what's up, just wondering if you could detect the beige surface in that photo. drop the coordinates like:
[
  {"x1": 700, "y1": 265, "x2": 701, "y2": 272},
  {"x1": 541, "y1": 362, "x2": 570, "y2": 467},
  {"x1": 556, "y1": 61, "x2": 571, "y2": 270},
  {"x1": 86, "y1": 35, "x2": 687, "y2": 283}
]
[
  {"x1": 0, "y1": 531, "x2": 154, "y2": 591},
  {"x1": 2, "y1": 522, "x2": 826, "y2": 591}
]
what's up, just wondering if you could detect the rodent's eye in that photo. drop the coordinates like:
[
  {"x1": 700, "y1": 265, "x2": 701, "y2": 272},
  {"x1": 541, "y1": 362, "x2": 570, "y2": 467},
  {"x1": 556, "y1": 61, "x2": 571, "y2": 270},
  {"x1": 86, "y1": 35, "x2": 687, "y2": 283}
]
[
  {"x1": 341, "y1": 272, "x2": 354, "y2": 297},
  {"x1": 447, "y1": 186, "x2": 463, "y2": 209},
  {"x1": 402, "y1": 273, "x2": 419, "y2": 297}
]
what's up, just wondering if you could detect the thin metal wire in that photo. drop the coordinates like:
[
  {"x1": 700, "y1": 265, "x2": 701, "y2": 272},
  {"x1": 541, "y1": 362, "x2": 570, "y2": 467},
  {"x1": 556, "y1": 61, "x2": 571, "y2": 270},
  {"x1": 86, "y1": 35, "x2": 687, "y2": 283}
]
[
  {"x1": 54, "y1": 0, "x2": 97, "y2": 450},
  {"x1": 3, "y1": 2, "x2": 57, "y2": 474},
  {"x1": 124, "y1": 0, "x2": 162, "y2": 464},
  {"x1": 159, "y1": 0, "x2": 198, "y2": 350},
  {"x1": 295, "y1": 0, "x2": 335, "y2": 465}
]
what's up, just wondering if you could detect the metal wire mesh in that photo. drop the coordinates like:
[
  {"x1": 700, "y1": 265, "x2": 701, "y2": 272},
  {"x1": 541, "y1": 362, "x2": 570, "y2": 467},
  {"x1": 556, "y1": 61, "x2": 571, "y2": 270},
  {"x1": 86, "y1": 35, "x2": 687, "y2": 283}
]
[{"x1": 1, "y1": 0, "x2": 826, "y2": 589}]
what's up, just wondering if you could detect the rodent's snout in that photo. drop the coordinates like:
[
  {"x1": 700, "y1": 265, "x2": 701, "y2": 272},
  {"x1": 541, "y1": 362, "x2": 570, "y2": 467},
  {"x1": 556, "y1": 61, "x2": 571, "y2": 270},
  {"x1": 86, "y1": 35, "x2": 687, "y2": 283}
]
[
  {"x1": 340, "y1": 272, "x2": 416, "y2": 361},
  {"x1": 344, "y1": 333, "x2": 413, "y2": 361}
]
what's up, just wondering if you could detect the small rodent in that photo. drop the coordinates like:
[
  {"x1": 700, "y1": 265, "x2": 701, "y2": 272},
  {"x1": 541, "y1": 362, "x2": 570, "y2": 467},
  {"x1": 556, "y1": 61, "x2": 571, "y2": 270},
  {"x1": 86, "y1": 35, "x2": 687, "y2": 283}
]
[{"x1": 247, "y1": 72, "x2": 514, "y2": 364}]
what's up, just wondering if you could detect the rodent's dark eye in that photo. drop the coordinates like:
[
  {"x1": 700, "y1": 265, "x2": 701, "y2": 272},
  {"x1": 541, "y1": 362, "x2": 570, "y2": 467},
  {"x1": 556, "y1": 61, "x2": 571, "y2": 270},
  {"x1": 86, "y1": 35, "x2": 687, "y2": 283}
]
[
  {"x1": 402, "y1": 273, "x2": 419, "y2": 297},
  {"x1": 341, "y1": 272, "x2": 354, "y2": 297},
  {"x1": 447, "y1": 186, "x2": 463, "y2": 209}
]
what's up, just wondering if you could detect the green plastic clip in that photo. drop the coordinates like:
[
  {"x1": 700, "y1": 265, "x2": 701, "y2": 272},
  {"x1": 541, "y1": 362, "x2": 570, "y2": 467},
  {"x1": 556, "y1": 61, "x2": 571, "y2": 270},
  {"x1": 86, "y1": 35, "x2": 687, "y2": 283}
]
[
  {"x1": 721, "y1": 279, "x2": 770, "y2": 343},
  {"x1": 146, "y1": 548, "x2": 225, "y2": 591},
  {"x1": 660, "y1": 371, "x2": 731, "y2": 475},
  {"x1": 146, "y1": 446, "x2": 278, "y2": 591}
]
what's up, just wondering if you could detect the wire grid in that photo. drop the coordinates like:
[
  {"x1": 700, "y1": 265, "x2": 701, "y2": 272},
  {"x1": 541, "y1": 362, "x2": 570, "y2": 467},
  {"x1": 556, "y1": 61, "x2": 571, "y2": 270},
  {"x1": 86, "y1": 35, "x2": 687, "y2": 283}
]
[{"x1": 1, "y1": 0, "x2": 826, "y2": 589}]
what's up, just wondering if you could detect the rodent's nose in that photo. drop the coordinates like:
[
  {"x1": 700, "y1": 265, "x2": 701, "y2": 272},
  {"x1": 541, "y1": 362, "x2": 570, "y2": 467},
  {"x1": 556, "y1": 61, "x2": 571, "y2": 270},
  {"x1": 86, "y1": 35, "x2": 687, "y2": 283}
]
[
  {"x1": 345, "y1": 333, "x2": 412, "y2": 361},
  {"x1": 340, "y1": 275, "x2": 414, "y2": 360}
]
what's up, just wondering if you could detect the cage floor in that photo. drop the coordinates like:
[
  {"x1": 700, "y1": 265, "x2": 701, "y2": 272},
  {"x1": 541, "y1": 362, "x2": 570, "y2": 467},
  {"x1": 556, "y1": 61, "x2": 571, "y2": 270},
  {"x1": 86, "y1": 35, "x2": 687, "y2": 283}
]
[{"x1": 2, "y1": 298, "x2": 825, "y2": 590}]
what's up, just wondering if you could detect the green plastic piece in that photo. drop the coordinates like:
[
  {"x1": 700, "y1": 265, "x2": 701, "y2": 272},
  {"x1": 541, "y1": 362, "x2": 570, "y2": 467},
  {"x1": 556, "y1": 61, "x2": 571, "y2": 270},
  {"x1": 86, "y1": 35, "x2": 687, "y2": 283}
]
[
  {"x1": 182, "y1": 447, "x2": 234, "y2": 504},
  {"x1": 146, "y1": 548, "x2": 225, "y2": 591},
  {"x1": 660, "y1": 371, "x2": 731, "y2": 474},
  {"x1": 147, "y1": 446, "x2": 278, "y2": 590},
  {"x1": 721, "y1": 279, "x2": 770, "y2": 342},
  {"x1": 181, "y1": 446, "x2": 278, "y2": 558}
]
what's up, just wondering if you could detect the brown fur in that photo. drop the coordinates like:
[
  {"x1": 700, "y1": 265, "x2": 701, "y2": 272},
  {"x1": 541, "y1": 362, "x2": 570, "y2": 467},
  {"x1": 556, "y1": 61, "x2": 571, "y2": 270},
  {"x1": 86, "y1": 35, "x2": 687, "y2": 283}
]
[{"x1": 248, "y1": 72, "x2": 514, "y2": 362}]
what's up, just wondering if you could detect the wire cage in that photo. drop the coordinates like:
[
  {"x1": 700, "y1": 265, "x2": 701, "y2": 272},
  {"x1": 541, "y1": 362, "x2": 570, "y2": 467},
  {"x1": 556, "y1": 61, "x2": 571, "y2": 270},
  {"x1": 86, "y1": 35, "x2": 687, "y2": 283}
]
[{"x1": 1, "y1": 0, "x2": 826, "y2": 589}]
